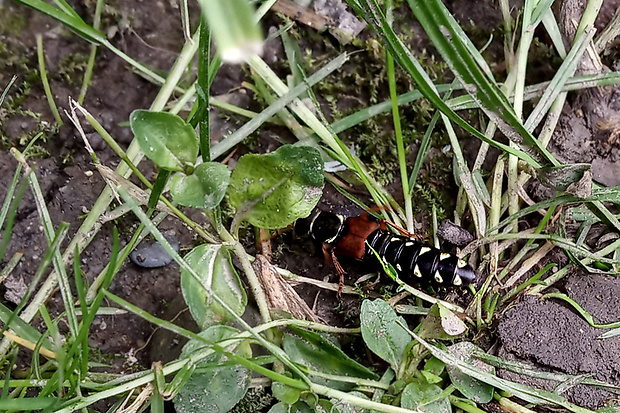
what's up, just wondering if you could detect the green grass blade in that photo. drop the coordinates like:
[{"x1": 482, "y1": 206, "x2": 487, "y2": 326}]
[
  {"x1": 77, "y1": 0, "x2": 104, "y2": 104},
  {"x1": 490, "y1": 187, "x2": 620, "y2": 232},
  {"x1": 36, "y1": 34, "x2": 63, "y2": 126},
  {"x1": 196, "y1": 21, "x2": 212, "y2": 162},
  {"x1": 0, "y1": 172, "x2": 28, "y2": 261},
  {"x1": 0, "y1": 75, "x2": 17, "y2": 108},
  {"x1": 542, "y1": 9, "x2": 567, "y2": 58},
  {"x1": 405, "y1": 0, "x2": 558, "y2": 166},
  {"x1": 598, "y1": 328, "x2": 620, "y2": 339},
  {"x1": 258, "y1": 70, "x2": 620, "y2": 136},
  {"x1": 51, "y1": 0, "x2": 80, "y2": 18},
  {"x1": 542, "y1": 293, "x2": 620, "y2": 329},
  {"x1": 400, "y1": 323, "x2": 596, "y2": 412},
  {"x1": 0, "y1": 303, "x2": 53, "y2": 354},
  {"x1": 346, "y1": 0, "x2": 544, "y2": 168},
  {"x1": 474, "y1": 350, "x2": 620, "y2": 393},
  {"x1": 524, "y1": 27, "x2": 595, "y2": 131},
  {"x1": 210, "y1": 53, "x2": 348, "y2": 159},
  {"x1": 147, "y1": 169, "x2": 171, "y2": 210},
  {"x1": 1, "y1": 223, "x2": 69, "y2": 333},
  {"x1": 14, "y1": 0, "x2": 105, "y2": 43},
  {"x1": 0, "y1": 398, "x2": 56, "y2": 410},
  {"x1": 12, "y1": 150, "x2": 80, "y2": 337}
]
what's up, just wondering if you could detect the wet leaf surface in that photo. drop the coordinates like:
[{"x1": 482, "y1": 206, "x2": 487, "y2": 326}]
[{"x1": 227, "y1": 144, "x2": 324, "y2": 229}]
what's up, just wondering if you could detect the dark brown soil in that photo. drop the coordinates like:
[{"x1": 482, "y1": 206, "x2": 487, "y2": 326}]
[
  {"x1": 497, "y1": 276, "x2": 620, "y2": 409},
  {"x1": 0, "y1": 0, "x2": 205, "y2": 367},
  {"x1": 1, "y1": 0, "x2": 620, "y2": 411}
]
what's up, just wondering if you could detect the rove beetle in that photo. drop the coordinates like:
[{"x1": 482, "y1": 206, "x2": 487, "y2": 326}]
[{"x1": 296, "y1": 208, "x2": 476, "y2": 292}]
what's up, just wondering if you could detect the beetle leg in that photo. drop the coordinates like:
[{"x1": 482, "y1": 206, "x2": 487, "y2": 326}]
[
  {"x1": 331, "y1": 249, "x2": 346, "y2": 296},
  {"x1": 322, "y1": 243, "x2": 346, "y2": 296}
]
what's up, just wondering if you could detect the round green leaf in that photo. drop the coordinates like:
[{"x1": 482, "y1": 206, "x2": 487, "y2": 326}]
[
  {"x1": 173, "y1": 361, "x2": 250, "y2": 413},
  {"x1": 180, "y1": 244, "x2": 247, "y2": 329},
  {"x1": 130, "y1": 110, "x2": 198, "y2": 172},
  {"x1": 170, "y1": 162, "x2": 231, "y2": 209},
  {"x1": 227, "y1": 144, "x2": 324, "y2": 229},
  {"x1": 175, "y1": 326, "x2": 253, "y2": 413}
]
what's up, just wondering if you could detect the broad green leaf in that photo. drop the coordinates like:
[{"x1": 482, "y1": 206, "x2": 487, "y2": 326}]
[
  {"x1": 420, "y1": 370, "x2": 443, "y2": 385},
  {"x1": 174, "y1": 326, "x2": 252, "y2": 413},
  {"x1": 266, "y1": 403, "x2": 290, "y2": 413},
  {"x1": 424, "y1": 356, "x2": 446, "y2": 376},
  {"x1": 227, "y1": 144, "x2": 324, "y2": 229},
  {"x1": 401, "y1": 380, "x2": 451, "y2": 413},
  {"x1": 272, "y1": 382, "x2": 301, "y2": 404},
  {"x1": 446, "y1": 342, "x2": 494, "y2": 404},
  {"x1": 317, "y1": 399, "x2": 337, "y2": 413},
  {"x1": 173, "y1": 358, "x2": 250, "y2": 413},
  {"x1": 282, "y1": 326, "x2": 378, "y2": 391},
  {"x1": 360, "y1": 299, "x2": 411, "y2": 372},
  {"x1": 422, "y1": 356, "x2": 445, "y2": 384},
  {"x1": 181, "y1": 244, "x2": 247, "y2": 329},
  {"x1": 14, "y1": 0, "x2": 105, "y2": 43},
  {"x1": 345, "y1": 0, "x2": 545, "y2": 168},
  {"x1": 130, "y1": 110, "x2": 199, "y2": 172},
  {"x1": 170, "y1": 162, "x2": 231, "y2": 209}
]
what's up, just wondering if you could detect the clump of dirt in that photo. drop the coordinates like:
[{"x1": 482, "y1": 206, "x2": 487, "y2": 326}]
[{"x1": 497, "y1": 275, "x2": 620, "y2": 409}]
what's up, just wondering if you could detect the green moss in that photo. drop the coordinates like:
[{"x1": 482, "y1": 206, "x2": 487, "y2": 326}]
[
  {"x1": 0, "y1": 94, "x2": 60, "y2": 152},
  {"x1": 0, "y1": 6, "x2": 27, "y2": 35},
  {"x1": 0, "y1": 36, "x2": 60, "y2": 153},
  {"x1": 305, "y1": 30, "x2": 450, "y2": 185},
  {"x1": 56, "y1": 52, "x2": 89, "y2": 85},
  {"x1": 0, "y1": 40, "x2": 30, "y2": 75},
  {"x1": 413, "y1": 182, "x2": 447, "y2": 224}
]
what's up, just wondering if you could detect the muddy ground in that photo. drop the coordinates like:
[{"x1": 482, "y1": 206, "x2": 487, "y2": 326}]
[{"x1": 1, "y1": 0, "x2": 620, "y2": 410}]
